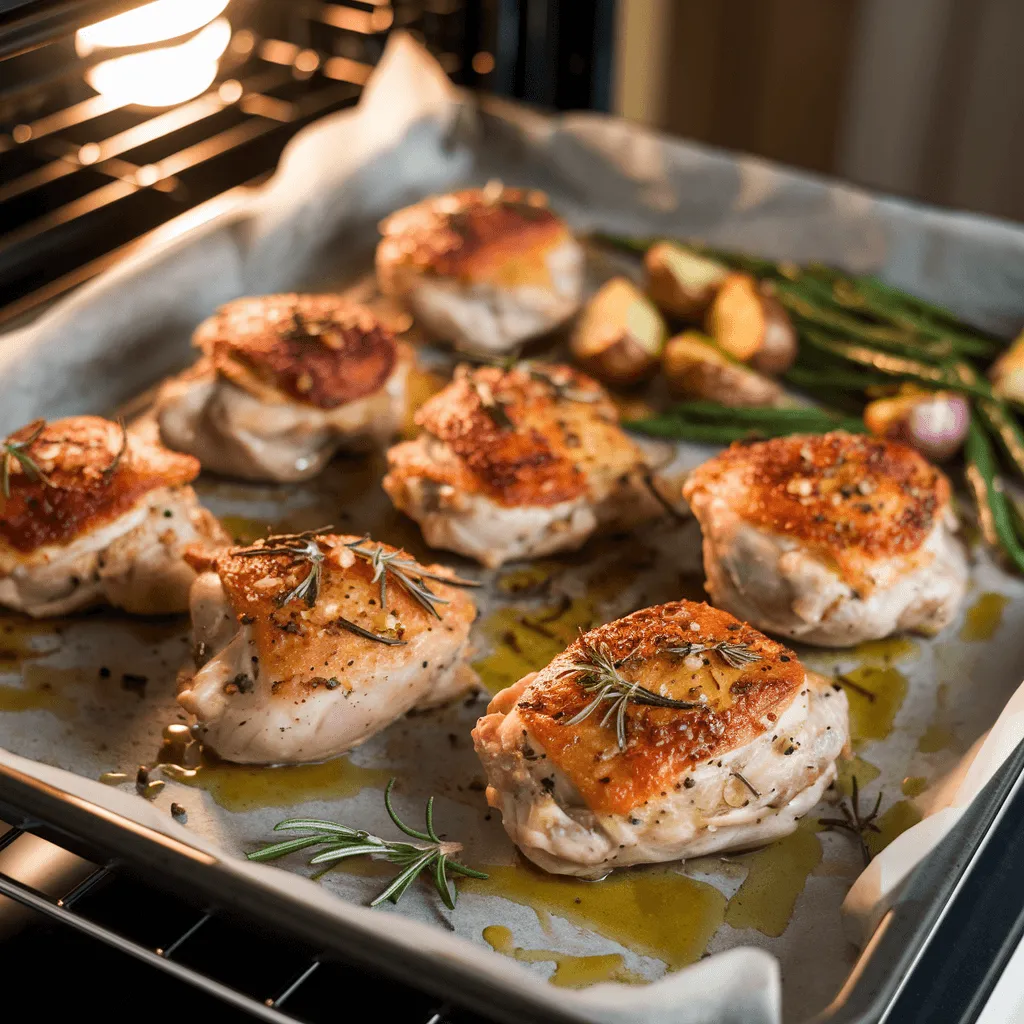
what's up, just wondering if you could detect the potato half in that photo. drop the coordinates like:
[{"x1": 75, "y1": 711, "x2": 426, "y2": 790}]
[
  {"x1": 571, "y1": 277, "x2": 667, "y2": 386},
  {"x1": 990, "y1": 330, "x2": 1024, "y2": 405},
  {"x1": 707, "y1": 273, "x2": 797, "y2": 376},
  {"x1": 662, "y1": 331, "x2": 786, "y2": 407},
  {"x1": 645, "y1": 242, "x2": 729, "y2": 320}
]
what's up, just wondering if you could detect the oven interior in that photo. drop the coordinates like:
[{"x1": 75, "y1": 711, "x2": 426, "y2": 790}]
[{"x1": 2, "y1": 3, "x2": 1024, "y2": 1023}]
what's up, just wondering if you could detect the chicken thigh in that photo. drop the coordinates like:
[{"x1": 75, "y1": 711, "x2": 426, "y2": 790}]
[
  {"x1": 178, "y1": 531, "x2": 479, "y2": 764},
  {"x1": 156, "y1": 294, "x2": 410, "y2": 482},
  {"x1": 375, "y1": 185, "x2": 584, "y2": 355},
  {"x1": 473, "y1": 600, "x2": 849, "y2": 877},
  {"x1": 682, "y1": 431, "x2": 967, "y2": 647},
  {"x1": 0, "y1": 416, "x2": 226, "y2": 617},
  {"x1": 383, "y1": 363, "x2": 663, "y2": 568}
]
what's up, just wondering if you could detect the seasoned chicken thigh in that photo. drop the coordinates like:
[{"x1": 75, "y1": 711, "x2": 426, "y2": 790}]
[
  {"x1": 473, "y1": 600, "x2": 848, "y2": 877},
  {"x1": 156, "y1": 294, "x2": 410, "y2": 482},
  {"x1": 375, "y1": 185, "x2": 584, "y2": 355},
  {"x1": 178, "y1": 532, "x2": 479, "y2": 764},
  {"x1": 683, "y1": 431, "x2": 967, "y2": 647},
  {"x1": 0, "y1": 416, "x2": 226, "y2": 617},
  {"x1": 383, "y1": 363, "x2": 663, "y2": 568}
]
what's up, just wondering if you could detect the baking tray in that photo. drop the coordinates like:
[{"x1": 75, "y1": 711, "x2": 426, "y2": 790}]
[{"x1": 3, "y1": 34, "x2": 1024, "y2": 1024}]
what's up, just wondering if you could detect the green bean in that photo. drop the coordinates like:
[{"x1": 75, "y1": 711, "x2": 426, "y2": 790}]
[
  {"x1": 965, "y1": 418, "x2": 1024, "y2": 573},
  {"x1": 784, "y1": 364, "x2": 889, "y2": 392},
  {"x1": 625, "y1": 409, "x2": 864, "y2": 442},
  {"x1": 774, "y1": 283, "x2": 955, "y2": 362},
  {"x1": 860, "y1": 276, "x2": 1003, "y2": 345},
  {"x1": 665, "y1": 401, "x2": 858, "y2": 426},
  {"x1": 801, "y1": 331, "x2": 994, "y2": 399},
  {"x1": 590, "y1": 232, "x2": 658, "y2": 256}
]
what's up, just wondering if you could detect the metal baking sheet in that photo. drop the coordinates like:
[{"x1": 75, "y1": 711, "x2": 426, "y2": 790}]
[{"x1": 4, "y1": 34, "x2": 1024, "y2": 1024}]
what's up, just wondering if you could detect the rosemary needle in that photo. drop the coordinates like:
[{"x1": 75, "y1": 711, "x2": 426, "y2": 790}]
[
  {"x1": 234, "y1": 529, "x2": 330, "y2": 609},
  {"x1": 344, "y1": 537, "x2": 479, "y2": 619},
  {"x1": 561, "y1": 638, "x2": 698, "y2": 751},
  {"x1": 819, "y1": 775, "x2": 882, "y2": 867},
  {"x1": 667, "y1": 640, "x2": 762, "y2": 670},
  {"x1": 1, "y1": 420, "x2": 53, "y2": 499},
  {"x1": 248, "y1": 779, "x2": 487, "y2": 910}
]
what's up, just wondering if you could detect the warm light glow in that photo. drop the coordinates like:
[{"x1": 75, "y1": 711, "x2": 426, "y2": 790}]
[
  {"x1": 85, "y1": 17, "x2": 231, "y2": 109},
  {"x1": 75, "y1": 0, "x2": 230, "y2": 56}
]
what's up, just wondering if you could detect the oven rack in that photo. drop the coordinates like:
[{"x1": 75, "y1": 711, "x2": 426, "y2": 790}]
[
  {"x1": 0, "y1": 778, "x2": 495, "y2": 1023},
  {"x1": 0, "y1": 0, "x2": 614, "y2": 324},
  {"x1": 0, "y1": 0, "x2": 472, "y2": 320}
]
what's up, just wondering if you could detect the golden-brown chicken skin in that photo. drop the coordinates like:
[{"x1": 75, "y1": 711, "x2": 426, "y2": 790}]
[
  {"x1": 473, "y1": 600, "x2": 848, "y2": 876},
  {"x1": 683, "y1": 431, "x2": 968, "y2": 646},
  {"x1": 383, "y1": 363, "x2": 663, "y2": 567},
  {"x1": 156, "y1": 294, "x2": 410, "y2": 482},
  {"x1": 0, "y1": 416, "x2": 226, "y2": 616},
  {"x1": 375, "y1": 186, "x2": 584, "y2": 355},
  {"x1": 178, "y1": 532, "x2": 479, "y2": 764}
]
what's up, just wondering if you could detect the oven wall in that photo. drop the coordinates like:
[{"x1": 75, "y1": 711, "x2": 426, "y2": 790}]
[{"x1": 612, "y1": 0, "x2": 1024, "y2": 224}]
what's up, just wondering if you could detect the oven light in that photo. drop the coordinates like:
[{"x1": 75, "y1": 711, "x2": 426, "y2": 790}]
[
  {"x1": 74, "y1": 0, "x2": 230, "y2": 57},
  {"x1": 84, "y1": 16, "x2": 232, "y2": 109}
]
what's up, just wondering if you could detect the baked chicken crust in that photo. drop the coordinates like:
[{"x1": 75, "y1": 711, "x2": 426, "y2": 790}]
[
  {"x1": 178, "y1": 533, "x2": 478, "y2": 762},
  {"x1": 683, "y1": 431, "x2": 951, "y2": 594},
  {"x1": 194, "y1": 293, "x2": 398, "y2": 410},
  {"x1": 376, "y1": 187, "x2": 570, "y2": 287},
  {"x1": 386, "y1": 363, "x2": 645, "y2": 508},
  {"x1": 511, "y1": 601, "x2": 805, "y2": 816},
  {"x1": 0, "y1": 416, "x2": 198, "y2": 554}
]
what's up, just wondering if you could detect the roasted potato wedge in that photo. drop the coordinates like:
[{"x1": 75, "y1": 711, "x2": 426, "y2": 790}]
[
  {"x1": 662, "y1": 331, "x2": 786, "y2": 408},
  {"x1": 571, "y1": 277, "x2": 667, "y2": 386},
  {"x1": 644, "y1": 242, "x2": 729, "y2": 320},
  {"x1": 990, "y1": 329, "x2": 1024, "y2": 405},
  {"x1": 707, "y1": 273, "x2": 797, "y2": 375}
]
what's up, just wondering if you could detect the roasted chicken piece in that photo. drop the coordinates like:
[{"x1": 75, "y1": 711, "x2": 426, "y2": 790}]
[
  {"x1": 0, "y1": 416, "x2": 226, "y2": 617},
  {"x1": 178, "y1": 531, "x2": 479, "y2": 764},
  {"x1": 375, "y1": 185, "x2": 584, "y2": 355},
  {"x1": 156, "y1": 294, "x2": 410, "y2": 482},
  {"x1": 683, "y1": 431, "x2": 967, "y2": 647},
  {"x1": 383, "y1": 363, "x2": 663, "y2": 568},
  {"x1": 473, "y1": 600, "x2": 849, "y2": 877}
]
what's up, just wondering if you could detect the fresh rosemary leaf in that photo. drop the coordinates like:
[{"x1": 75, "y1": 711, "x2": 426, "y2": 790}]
[
  {"x1": 819, "y1": 775, "x2": 882, "y2": 867},
  {"x1": 667, "y1": 640, "x2": 762, "y2": 670},
  {"x1": 235, "y1": 529, "x2": 331, "y2": 610},
  {"x1": 1, "y1": 420, "x2": 53, "y2": 500},
  {"x1": 560, "y1": 638, "x2": 698, "y2": 751},
  {"x1": 101, "y1": 420, "x2": 129, "y2": 484},
  {"x1": 335, "y1": 615, "x2": 407, "y2": 646},
  {"x1": 344, "y1": 537, "x2": 479, "y2": 620},
  {"x1": 248, "y1": 779, "x2": 487, "y2": 909},
  {"x1": 471, "y1": 378, "x2": 515, "y2": 430}
]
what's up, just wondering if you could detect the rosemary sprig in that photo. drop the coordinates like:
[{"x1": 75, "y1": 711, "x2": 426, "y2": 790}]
[
  {"x1": 344, "y1": 537, "x2": 479, "y2": 619},
  {"x1": 667, "y1": 640, "x2": 762, "y2": 670},
  {"x1": 561, "y1": 638, "x2": 698, "y2": 751},
  {"x1": 525, "y1": 364, "x2": 601, "y2": 403},
  {"x1": 819, "y1": 775, "x2": 882, "y2": 867},
  {"x1": 235, "y1": 529, "x2": 329, "y2": 609},
  {"x1": 472, "y1": 378, "x2": 514, "y2": 430},
  {"x1": 234, "y1": 529, "x2": 411, "y2": 644},
  {"x1": 1, "y1": 420, "x2": 53, "y2": 499},
  {"x1": 248, "y1": 778, "x2": 488, "y2": 910},
  {"x1": 101, "y1": 420, "x2": 129, "y2": 485}
]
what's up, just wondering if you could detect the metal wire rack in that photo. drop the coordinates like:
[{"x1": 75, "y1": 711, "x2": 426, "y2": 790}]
[
  {"x1": 0, "y1": 0, "x2": 475, "y2": 320},
  {"x1": 0, "y1": 0, "x2": 613, "y2": 325},
  {"x1": 0, "y1": 803, "x2": 490, "y2": 1023}
]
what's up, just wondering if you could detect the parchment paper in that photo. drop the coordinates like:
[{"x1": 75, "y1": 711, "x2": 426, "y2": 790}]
[{"x1": 3, "y1": 33, "x2": 1024, "y2": 1024}]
